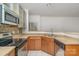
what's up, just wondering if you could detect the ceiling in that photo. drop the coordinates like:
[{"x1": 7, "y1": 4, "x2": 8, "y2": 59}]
[{"x1": 20, "y1": 3, "x2": 79, "y2": 17}]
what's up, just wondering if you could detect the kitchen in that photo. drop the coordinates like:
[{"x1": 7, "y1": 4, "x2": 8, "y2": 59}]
[{"x1": 0, "y1": 3, "x2": 79, "y2": 56}]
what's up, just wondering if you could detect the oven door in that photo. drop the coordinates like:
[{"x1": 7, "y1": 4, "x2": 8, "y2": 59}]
[
  {"x1": 17, "y1": 43, "x2": 28, "y2": 56},
  {"x1": 15, "y1": 39, "x2": 28, "y2": 56}
]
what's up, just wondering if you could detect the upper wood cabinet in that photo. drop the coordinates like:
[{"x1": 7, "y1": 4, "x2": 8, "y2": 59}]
[
  {"x1": 4, "y1": 3, "x2": 19, "y2": 16},
  {"x1": 3, "y1": 3, "x2": 25, "y2": 28},
  {"x1": 3, "y1": 3, "x2": 11, "y2": 8},
  {"x1": 18, "y1": 5, "x2": 25, "y2": 28},
  {"x1": 12, "y1": 4, "x2": 19, "y2": 16},
  {"x1": 12, "y1": 4, "x2": 26, "y2": 28}
]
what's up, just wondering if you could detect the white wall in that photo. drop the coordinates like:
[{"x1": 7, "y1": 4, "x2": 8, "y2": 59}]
[
  {"x1": 29, "y1": 15, "x2": 79, "y2": 32},
  {"x1": 29, "y1": 15, "x2": 40, "y2": 31},
  {"x1": 40, "y1": 16, "x2": 79, "y2": 32}
]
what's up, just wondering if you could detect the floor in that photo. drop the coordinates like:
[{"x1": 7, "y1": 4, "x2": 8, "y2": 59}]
[
  {"x1": 28, "y1": 51, "x2": 52, "y2": 56},
  {"x1": 18, "y1": 50, "x2": 51, "y2": 56},
  {"x1": 56, "y1": 49, "x2": 64, "y2": 56},
  {"x1": 18, "y1": 49, "x2": 64, "y2": 56},
  {"x1": 28, "y1": 48, "x2": 64, "y2": 56}
]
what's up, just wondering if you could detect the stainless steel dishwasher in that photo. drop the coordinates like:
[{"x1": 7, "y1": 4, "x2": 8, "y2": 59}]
[{"x1": 54, "y1": 39, "x2": 64, "y2": 56}]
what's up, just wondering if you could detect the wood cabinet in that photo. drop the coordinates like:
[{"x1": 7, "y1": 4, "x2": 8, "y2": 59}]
[
  {"x1": 28, "y1": 36, "x2": 41, "y2": 50},
  {"x1": 3, "y1": 3, "x2": 12, "y2": 9},
  {"x1": 41, "y1": 36, "x2": 47, "y2": 52},
  {"x1": 35, "y1": 39, "x2": 41, "y2": 50},
  {"x1": 42, "y1": 36, "x2": 54, "y2": 55},
  {"x1": 47, "y1": 37, "x2": 54, "y2": 55},
  {"x1": 12, "y1": 3, "x2": 19, "y2": 16},
  {"x1": 18, "y1": 5, "x2": 25, "y2": 28},
  {"x1": 28, "y1": 36, "x2": 54, "y2": 55},
  {"x1": 54, "y1": 39, "x2": 79, "y2": 56},
  {"x1": 4, "y1": 3, "x2": 25, "y2": 28},
  {"x1": 65, "y1": 45, "x2": 79, "y2": 56},
  {"x1": 28, "y1": 38, "x2": 35, "y2": 50},
  {"x1": 4, "y1": 3, "x2": 19, "y2": 16}
]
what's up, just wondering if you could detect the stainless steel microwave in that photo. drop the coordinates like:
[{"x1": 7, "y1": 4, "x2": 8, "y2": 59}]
[{"x1": 0, "y1": 4, "x2": 19, "y2": 25}]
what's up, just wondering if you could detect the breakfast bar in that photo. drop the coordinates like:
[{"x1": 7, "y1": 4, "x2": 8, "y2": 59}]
[{"x1": 54, "y1": 35, "x2": 79, "y2": 56}]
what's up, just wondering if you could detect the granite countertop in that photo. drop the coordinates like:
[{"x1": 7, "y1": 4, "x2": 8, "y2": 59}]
[
  {"x1": 12, "y1": 34, "x2": 43, "y2": 39},
  {"x1": 12, "y1": 34, "x2": 53, "y2": 39},
  {"x1": 13, "y1": 33, "x2": 79, "y2": 45},
  {"x1": 53, "y1": 32, "x2": 79, "y2": 39},
  {"x1": 55, "y1": 35, "x2": 79, "y2": 45},
  {"x1": 12, "y1": 34, "x2": 29, "y2": 39},
  {"x1": 0, "y1": 46, "x2": 15, "y2": 56},
  {"x1": 24, "y1": 31, "x2": 52, "y2": 34}
]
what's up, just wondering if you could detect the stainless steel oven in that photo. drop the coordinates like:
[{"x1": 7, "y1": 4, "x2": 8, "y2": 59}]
[
  {"x1": 16, "y1": 39, "x2": 28, "y2": 56},
  {"x1": 0, "y1": 33, "x2": 28, "y2": 56}
]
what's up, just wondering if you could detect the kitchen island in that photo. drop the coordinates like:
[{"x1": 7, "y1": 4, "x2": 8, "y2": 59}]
[{"x1": 54, "y1": 35, "x2": 79, "y2": 56}]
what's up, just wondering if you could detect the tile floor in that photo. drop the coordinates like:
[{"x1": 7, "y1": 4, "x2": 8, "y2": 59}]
[
  {"x1": 56, "y1": 49, "x2": 64, "y2": 56},
  {"x1": 18, "y1": 49, "x2": 64, "y2": 56},
  {"x1": 28, "y1": 51, "x2": 52, "y2": 56}
]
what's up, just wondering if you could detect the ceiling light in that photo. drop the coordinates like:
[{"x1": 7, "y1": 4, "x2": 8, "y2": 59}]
[{"x1": 46, "y1": 3, "x2": 55, "y2": 8}]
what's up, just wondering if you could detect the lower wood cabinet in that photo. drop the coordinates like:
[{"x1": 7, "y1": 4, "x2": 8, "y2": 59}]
[
  {"x1": 28, "y1": 36, "x2": 41, "y2": 50},
  {"x1": 27, "y1": 36, "x2": 54, "y2": 55},
  {"x1": 42, "y1": 36, "x2": 54, "y2": 55},
  {"x1": 28, "y1": 38, "x2": 35, "y2": 50},
  {"x1": 65, "y1": 45, "x2": 79, "y2": 56},
  {"x1": 35, "y1": 39, "x2": 41, "y2": 50}
]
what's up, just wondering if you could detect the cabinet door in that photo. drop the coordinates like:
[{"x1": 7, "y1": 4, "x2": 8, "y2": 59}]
[
  {"x1": 28, "y1": 39, "x2": 35, "y2": 50},
  {"x1": 65, "y1": 45, "x2": 79, "y2": 56},
  {"x1": 41, "y1": 37, "x2": 45, "y2": 51},
  {"x1": 42, "y1": 37, "x2": 48, "y2": 52},
  {"x1": 4, "y1": 3, "x2": 13, "y2": 10},
  {"x1": 19, "y1": 5, "x2": 25, "y2": 28},
  {"x1": 28, "y1": 36, "x2": 41, "y2": 50},
  {"x1": 47, "y1": 37, "x2": 54, "y2": 55},
  {"x1": 42, "y1": 36, "x2": 54, "y2": 55},
  {"x1": 13, "y1": 3, "x2": 19, "y2": 16},
  {"x1": 35, "y1": 39, "x2": 41, "y2": 50}
]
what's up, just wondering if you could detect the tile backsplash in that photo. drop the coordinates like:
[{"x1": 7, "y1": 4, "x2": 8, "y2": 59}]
[{"x1": 0, "y1": 24, "x2": 19, "y2": 34}]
